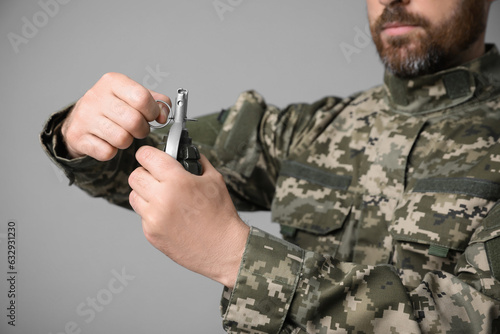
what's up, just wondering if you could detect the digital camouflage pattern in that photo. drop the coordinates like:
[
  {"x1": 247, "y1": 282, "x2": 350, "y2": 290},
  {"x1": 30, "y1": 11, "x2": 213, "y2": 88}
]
[{"x1": 41, "y1": 45, "x2": 500, "y2": 333}]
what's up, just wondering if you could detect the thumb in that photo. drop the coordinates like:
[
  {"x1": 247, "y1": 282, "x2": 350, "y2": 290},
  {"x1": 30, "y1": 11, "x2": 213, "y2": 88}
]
[{"x1": 136, "y1": 146, "x2": 180, "y2": 181}]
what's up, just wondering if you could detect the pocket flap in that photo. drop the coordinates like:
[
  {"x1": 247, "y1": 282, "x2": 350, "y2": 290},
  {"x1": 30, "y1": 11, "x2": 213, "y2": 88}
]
[{"x1": 271, "y1": 161, "x2": 353, "y2": 235}]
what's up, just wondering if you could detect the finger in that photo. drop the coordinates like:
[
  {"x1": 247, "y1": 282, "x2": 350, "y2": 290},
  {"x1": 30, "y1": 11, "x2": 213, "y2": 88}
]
[
  {"x1": 128, "y1": 167, "x2": 159, "y2": 203},
  {"x1": 149, "y1": 90, "x2": 172, "y2": 125},
  {"x1": 77, "y1": 134, "x2": 118, "y2": 161},
  {"x1": 105, "y1": 99, "x2": 151, "y2": 140},
  {"x1": 149, "y1": 90, "x2": 171, "y2": 104},
  {"x1": 135, "y1": 146, "x2": 182, "y2": 181},
  {"x1": 104, "y1": 73, "x2": 162, "y2": 122},
  {"x1": 88, "y1": 115, "x2": 134, "y2": 150},
  {"x1": 129, "y1": 189, "x2": 148, "y2": 216}
]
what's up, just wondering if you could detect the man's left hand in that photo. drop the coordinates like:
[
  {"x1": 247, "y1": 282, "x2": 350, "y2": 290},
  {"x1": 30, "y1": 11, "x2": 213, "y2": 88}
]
[{"x1": 128, "y1": 146, "x2": 250, "y2": 288}]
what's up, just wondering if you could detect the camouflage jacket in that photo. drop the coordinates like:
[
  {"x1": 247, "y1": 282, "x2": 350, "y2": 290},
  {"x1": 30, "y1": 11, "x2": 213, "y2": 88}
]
[{"x1": 41, "y1": 45, "x2": 500, "y2": 333}]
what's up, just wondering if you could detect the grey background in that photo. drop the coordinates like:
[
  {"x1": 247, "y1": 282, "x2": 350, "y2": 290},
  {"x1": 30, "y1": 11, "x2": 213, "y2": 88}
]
[{"x1": 0, "y1": 1, "x2": 499, "y2": 333}]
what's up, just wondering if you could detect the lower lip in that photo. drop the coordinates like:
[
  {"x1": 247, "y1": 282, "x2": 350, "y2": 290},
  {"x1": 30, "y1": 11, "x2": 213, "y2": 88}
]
[{"x1": 383, "y1": 26, "x2": 417, "y2": 36}]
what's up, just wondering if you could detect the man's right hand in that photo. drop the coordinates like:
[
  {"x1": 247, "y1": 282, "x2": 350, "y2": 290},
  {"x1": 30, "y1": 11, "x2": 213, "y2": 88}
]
[{"x1": 61, "y1": 72, "x2": 171, "y2": 161}]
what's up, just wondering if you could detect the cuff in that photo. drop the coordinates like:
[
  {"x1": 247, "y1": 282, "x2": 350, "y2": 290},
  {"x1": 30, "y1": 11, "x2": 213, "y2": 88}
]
[
  {"x1": 39, "y1": 105, "x2": 101, "y2": 184},
  {"x1": 221, "y1": 227, "x2": 304, "y2": 333}
]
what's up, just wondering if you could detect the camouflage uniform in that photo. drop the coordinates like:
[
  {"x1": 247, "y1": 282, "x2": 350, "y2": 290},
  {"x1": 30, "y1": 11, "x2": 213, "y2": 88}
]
[{"x1": 41, "y1": 44, "x2": 500, "y2": 333}]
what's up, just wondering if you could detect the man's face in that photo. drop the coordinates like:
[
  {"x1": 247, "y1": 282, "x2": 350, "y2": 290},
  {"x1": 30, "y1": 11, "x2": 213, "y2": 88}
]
[{"x1": 367, "y1": 0, "x2": 489, "y2": 78}]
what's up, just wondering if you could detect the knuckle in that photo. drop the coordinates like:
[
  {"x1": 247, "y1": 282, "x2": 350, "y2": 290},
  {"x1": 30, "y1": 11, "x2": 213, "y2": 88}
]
[
  {"x1": 111, "y1": 103, "x2": 148, "y2": 137},
  {"x1": 128, "y1": 172, "x2": 137, "y2": 188},
  {"x1": 114, "y1": 129, "x2": 133, "y2": 149},
  {"x1": 64, "y1": 126, "x2": 79, "y2": 144},
  {"x1": 128, "y1": 168, "x2": 142, "y2": 186},
  {"x1": 124, "y1": 107, "x2": 142, "y2": 124},
  {"x1": 79, "y1": 136, "x2": 95, "y2": 155},
  {"x1": 142, "y1": 223, "x2": 156, "y2": 243},
  {"x1": 142, "y1": 214, "x2": 163, "y2": 238},
  {"x1": 128, "y1": 191, "x2": 138, "y2": 209},
  {"x1": 100, "y1": 72, "x2": 120, "y2": 82},
  {"x1": 79, "y1": 90, "x2": 99, "y2": 112},
  {"x1": 97, "y1": 143, "x2": 117, "y2": 161},
  {"x1": 125, "y1": 112, "x2": 149, "y2": 137},
  {"x1": 129, "y1": 86, "x2": 151, "y2": 110},
  {"x1": 128, "y1": 171, "x2": 137, "y2": 189}
]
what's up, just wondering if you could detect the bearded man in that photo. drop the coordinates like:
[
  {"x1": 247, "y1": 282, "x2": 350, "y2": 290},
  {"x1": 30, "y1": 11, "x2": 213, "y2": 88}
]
[{"x1": 41, "y1": 0, "x2": 500, "y2": 332}]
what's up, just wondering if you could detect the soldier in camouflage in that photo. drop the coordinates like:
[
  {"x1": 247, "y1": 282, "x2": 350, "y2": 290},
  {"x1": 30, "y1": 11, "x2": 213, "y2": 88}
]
[{"x1": 40, "y1": 0, "x2": 500, "y2": 333}]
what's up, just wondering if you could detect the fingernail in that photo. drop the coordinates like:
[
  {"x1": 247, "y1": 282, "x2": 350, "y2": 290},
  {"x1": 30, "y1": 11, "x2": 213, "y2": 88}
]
[{"x1": 159, "y1": 103, "x2": 169, "y2": 122}]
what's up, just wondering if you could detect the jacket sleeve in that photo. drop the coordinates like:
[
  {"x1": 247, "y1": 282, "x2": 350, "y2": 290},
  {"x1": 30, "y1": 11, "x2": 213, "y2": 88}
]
[
  {"x1": 220, "y1": 215, "x2": 500, "y2": 333},
  {"x1": 40, "y1": 104, "x2": 162, "y2": 210}
]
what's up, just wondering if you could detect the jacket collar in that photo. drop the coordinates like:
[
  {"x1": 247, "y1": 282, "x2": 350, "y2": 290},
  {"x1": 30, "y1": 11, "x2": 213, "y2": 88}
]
[{"x1": 384, "y1": 44, "x2": 500, "y2": 115}]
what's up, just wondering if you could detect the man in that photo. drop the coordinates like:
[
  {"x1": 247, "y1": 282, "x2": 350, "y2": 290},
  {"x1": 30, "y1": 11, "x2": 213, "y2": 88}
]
[{"x1": 41, "y1": 0, "x2": 500, "y2": 332}]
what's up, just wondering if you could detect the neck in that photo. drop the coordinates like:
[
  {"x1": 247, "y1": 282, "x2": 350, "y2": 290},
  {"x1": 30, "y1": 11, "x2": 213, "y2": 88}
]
[{"x1": 445, "y1": 34, "x2": 487, "y2": 69}]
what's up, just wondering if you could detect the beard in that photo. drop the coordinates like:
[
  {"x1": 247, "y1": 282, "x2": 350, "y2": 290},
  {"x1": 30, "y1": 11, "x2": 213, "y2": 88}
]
[{"x1": 370, "y1": 0, "x2": 487, "y2": 78}]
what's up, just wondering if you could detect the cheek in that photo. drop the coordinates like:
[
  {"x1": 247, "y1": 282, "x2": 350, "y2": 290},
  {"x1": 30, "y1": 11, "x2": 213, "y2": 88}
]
[
  {"x1": 412, "y1": 0, "x2": 457, "y2": 25},
  {"x1": 366, "y1": 0, "x2": 383, "y2": 25}
]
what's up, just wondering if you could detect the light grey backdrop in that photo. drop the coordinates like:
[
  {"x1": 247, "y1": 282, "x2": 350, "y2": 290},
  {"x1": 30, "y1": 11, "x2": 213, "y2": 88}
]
[{"x1": 1, "y1": 1, "x2": 499, "y2": 333}]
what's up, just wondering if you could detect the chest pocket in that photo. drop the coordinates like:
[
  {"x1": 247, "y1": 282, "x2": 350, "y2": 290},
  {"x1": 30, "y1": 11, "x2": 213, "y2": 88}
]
[
  {"x1": 271, "y1": 160, "x2": 353, "y2": 236},
  {"x1": 390, "y1": 177, "x2": 500, "y2": 256}
]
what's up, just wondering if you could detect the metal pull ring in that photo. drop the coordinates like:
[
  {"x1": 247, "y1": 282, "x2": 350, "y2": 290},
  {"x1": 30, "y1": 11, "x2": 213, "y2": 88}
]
[{"x1": 149, "y1": 100, "x2": 174, "y2": 129}]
